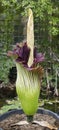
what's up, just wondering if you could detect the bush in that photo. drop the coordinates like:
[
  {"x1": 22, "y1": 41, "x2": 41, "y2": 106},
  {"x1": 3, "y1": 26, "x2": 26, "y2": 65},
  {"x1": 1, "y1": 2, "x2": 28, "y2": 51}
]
[{"x1": 0, "y1": 55, "x2": 14, "y2": 83}]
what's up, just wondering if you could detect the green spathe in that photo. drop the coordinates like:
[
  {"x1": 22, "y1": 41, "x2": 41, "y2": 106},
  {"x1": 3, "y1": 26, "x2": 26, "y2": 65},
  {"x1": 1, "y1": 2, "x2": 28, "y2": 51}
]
[{"x1": 16, "y1": 63, "x2": 40, "y2": 115}]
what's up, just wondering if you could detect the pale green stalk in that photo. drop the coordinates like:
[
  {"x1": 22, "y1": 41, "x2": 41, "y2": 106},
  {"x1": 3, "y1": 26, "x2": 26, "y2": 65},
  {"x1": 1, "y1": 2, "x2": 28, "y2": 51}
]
[{"x1": 16, "y1": 63, "x2": 40, "y2": 115}]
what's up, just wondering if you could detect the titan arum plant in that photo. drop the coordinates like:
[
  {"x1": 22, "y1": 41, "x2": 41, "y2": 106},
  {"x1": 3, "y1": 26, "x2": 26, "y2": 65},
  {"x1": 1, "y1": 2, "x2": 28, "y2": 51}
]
[{"x1": 8, "y1": 9, "x2": 44, "y2": 124}]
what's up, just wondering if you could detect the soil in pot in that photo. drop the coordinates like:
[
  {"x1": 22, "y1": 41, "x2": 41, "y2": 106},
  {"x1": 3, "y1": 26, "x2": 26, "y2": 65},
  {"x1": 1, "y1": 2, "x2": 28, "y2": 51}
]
[{"x1": 0, "y1": 112, "x2": 59, "y2": 130}]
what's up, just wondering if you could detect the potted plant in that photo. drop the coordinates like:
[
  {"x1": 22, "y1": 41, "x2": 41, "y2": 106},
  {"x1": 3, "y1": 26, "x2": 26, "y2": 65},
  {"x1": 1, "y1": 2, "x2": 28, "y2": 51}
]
[{"x1": 0, "y1": 8, "x2": 59, "y2": 130}]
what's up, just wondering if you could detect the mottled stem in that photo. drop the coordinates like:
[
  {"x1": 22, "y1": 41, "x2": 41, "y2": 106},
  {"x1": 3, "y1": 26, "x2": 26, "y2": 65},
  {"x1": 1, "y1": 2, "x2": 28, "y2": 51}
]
[{"x1": 27, "y1": 115, "x2": 33, "y2": 123}]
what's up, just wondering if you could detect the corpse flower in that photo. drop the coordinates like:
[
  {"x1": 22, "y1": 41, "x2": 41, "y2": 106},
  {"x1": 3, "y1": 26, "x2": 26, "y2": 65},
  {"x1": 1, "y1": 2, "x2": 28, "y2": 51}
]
[{"x1": 8, "y1": 9, "x2": 44, "y2": 124}]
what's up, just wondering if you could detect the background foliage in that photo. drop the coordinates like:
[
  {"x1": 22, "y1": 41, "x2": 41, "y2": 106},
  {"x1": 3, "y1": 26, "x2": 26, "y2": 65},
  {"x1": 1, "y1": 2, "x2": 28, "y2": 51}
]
[{"x1": 0, "y1": 0, "x2": 59, "y2": 83}]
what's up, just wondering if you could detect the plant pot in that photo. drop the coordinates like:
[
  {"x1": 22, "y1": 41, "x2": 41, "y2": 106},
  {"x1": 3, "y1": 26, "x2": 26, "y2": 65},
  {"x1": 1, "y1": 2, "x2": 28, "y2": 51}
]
[{"x1": 0, "y1": 108, "x2": 59, "y2": 130}]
